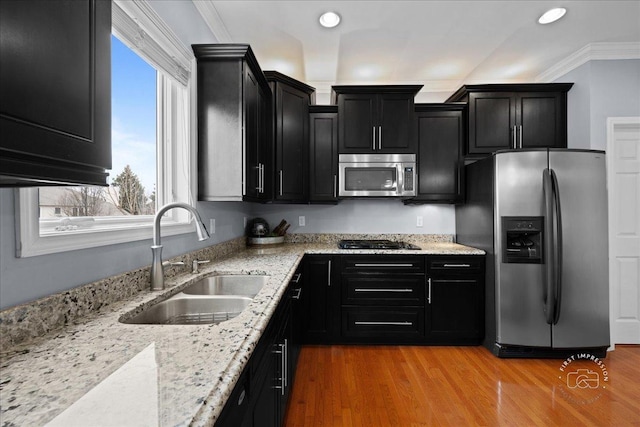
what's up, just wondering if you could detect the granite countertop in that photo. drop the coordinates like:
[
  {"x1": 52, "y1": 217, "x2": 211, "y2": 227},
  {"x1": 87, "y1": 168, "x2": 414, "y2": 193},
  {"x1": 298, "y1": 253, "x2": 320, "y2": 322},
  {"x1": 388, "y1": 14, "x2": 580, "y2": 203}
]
[{"x1": 0, "y1": 241, "x2": 483, "y2": 427}]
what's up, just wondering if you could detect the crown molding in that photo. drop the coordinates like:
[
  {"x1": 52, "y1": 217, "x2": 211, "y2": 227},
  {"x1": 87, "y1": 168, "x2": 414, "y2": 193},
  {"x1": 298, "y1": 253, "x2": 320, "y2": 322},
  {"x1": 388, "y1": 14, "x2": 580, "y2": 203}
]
[
  {"x1": 192, "y1": 0, "x2": 232, "y2": 43},
  {"x1": 536, "y1": 42, "x2": 640, "y2": 82}
]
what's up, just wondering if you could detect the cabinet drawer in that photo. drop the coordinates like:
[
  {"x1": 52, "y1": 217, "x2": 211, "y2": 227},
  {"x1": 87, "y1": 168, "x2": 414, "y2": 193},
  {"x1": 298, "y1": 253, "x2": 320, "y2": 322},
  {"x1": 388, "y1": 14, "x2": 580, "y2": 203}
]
[
  {"x1": 341, "y1": 255, "x2": 425, "y2": 273},
  {"x1": 342, "y1": 307, "x2": 425, "y2": 341},
  {"x1": 427, "y1": 256, "x2": 483, "y2": 273},
  {"x1": 342, "y1": 275, "x2": 425, "y2": 305}
]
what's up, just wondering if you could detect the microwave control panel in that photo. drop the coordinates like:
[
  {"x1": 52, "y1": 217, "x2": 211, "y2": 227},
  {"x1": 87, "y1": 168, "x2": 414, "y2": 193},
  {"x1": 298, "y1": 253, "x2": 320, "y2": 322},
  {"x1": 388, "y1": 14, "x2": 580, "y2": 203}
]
[{"x1": 404, "y1": 167, "x2": 414, "y2": 191}]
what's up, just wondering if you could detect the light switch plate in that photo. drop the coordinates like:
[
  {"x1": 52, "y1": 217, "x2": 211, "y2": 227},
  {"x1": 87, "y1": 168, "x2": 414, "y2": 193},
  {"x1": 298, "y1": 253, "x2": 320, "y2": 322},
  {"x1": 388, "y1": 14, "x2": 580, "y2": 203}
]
[
  {"x1": 299, "y1": 216, "x2": 306, "y2": 227},
  {"x1": 210, "y1": 219, "x2": 215, "y2": 234},
  {"x1": 417, "y1": 216, "x2": 423, "y2": 227}
]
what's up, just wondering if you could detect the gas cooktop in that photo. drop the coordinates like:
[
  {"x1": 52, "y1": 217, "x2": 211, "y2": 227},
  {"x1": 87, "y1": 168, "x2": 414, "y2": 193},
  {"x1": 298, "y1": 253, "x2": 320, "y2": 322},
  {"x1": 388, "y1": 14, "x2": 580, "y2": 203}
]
[{"x1": 337, "y1": 239, "x2": 421, "y2": 250}]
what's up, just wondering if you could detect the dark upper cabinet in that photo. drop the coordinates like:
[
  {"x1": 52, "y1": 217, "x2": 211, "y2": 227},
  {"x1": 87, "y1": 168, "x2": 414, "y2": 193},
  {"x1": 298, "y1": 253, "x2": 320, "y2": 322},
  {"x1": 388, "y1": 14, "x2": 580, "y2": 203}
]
[
  {"x1": 0, "y1": 0, "x2": 111, "y2": 186},
  {"x1": 309, "y1": 105, "x2": 339, "y2": 203},
  {"x1": 193, "y1": 44, "x2": 272, "y2": 202},
  {"x1": 409, "y1": 104, "x2": 465, "y2": 204},
  {"x1": 245, "y1": 67, "x2": 273, "y2": 201},
  {"x1": 446, "y1": 84, "x2": 573, "y2": 156},
  {"x1": 265, "y1": 71, "x2": 314, "y2": 202},
  {"x1": 332, "y1": 86, "x2": 422, "y2": 154}
]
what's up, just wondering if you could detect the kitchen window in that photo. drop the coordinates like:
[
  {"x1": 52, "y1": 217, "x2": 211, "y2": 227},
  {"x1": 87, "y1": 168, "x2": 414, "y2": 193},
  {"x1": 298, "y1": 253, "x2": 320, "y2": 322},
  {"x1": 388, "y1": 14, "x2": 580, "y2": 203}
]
[{"x1": 15, "y1": 1, "x2": 196, "y2": 257}]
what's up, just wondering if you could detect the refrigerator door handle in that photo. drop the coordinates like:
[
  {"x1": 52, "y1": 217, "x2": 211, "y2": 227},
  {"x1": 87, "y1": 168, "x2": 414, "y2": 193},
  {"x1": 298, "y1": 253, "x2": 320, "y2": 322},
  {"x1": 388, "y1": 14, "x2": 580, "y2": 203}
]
[
  {"x1": 543, "y1": 168, "x2": 556, "y2": 324},
  {"x1": 551, "y1": 169, "x2": 563, "y2": 324}
]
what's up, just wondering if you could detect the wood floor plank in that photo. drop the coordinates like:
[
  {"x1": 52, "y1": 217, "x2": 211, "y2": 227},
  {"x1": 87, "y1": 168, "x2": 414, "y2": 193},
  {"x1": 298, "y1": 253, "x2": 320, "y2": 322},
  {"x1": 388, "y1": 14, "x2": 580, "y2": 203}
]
[{"x1": 285, "y1": 345, "x2": 640, "y2": 426}]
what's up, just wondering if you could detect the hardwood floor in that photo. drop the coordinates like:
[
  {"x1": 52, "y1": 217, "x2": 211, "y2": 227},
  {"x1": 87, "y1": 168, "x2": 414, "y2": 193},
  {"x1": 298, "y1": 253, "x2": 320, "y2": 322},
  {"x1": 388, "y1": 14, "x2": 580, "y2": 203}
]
[{"x1": 284, "y1": 345, "x2": 640, "y2": 426}]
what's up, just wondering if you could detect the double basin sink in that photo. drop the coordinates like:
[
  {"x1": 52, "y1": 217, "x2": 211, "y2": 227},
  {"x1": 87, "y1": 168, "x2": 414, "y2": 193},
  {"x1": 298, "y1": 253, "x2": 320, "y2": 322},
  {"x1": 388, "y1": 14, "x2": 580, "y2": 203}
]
[{"x1": 121, "y1": 275, "x2": 269, "y2": 325}]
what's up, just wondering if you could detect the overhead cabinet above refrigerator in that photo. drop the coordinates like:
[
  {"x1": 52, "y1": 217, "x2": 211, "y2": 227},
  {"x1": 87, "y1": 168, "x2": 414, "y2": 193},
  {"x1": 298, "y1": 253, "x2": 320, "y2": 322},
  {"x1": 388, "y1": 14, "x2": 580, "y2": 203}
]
[
  {"x1": 446, "y1": 84, "x2": 573, "y2": 157},
  {"x1": 456, "y1": 149, "x2": 609, "y2": 358}
]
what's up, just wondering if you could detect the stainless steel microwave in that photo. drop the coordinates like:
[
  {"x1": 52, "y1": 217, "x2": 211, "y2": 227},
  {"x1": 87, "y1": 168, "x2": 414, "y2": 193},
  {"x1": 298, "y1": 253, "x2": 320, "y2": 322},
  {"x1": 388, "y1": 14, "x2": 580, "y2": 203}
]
[{"x1": 338, "y1": 154, "x2": 416, "y2": 197}]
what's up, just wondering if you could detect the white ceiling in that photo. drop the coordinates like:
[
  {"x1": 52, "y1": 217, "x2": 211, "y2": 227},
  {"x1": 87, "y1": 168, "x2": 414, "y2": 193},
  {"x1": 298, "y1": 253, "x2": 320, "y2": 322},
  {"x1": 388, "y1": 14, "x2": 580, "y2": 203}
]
[{"x1": 199, "y1": 1, "x2": 640, "y2": 102}]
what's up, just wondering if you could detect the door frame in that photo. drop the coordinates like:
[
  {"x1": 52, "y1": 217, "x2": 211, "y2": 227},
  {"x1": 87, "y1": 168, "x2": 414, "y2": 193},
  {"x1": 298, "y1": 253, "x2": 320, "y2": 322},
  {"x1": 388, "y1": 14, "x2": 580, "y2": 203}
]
[{"x1": 606, "y1": 116, "x2": 640, "y2": 349}]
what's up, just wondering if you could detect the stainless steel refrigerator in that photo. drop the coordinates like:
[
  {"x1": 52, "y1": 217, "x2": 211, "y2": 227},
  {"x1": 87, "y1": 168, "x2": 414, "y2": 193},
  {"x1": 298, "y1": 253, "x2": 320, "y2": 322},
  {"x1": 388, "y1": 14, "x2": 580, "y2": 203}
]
[{"x1": 456, "y1": 149, "x2": 609, "y2": 358}]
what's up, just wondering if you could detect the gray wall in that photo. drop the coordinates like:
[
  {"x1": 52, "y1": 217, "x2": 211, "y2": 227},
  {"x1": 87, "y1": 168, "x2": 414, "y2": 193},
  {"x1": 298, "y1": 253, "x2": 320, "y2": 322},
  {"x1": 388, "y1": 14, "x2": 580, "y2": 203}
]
[
  {"x1": 555, "y1": 59, "x2": 640, "y2": 150},
  {"x1": 249, "y1": 201, "x2": 454, "y2": 235}
]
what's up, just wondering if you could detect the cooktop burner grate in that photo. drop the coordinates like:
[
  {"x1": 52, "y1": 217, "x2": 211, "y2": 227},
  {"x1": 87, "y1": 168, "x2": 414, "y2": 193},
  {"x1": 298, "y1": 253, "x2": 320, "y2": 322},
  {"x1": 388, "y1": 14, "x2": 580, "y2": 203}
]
[{"x1": 337, "y1": 239, "x2": 421, "y2": 250}]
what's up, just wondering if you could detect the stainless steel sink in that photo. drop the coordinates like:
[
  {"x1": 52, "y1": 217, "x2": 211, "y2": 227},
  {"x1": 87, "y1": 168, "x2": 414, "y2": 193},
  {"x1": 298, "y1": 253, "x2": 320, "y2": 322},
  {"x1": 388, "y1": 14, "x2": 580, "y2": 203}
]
[
  {"x1": 121, "y1": 296, "x2": 253, "y2": 325},
  {"x1": 182, "y1": 275, "x2": 269, "y2": 297}
]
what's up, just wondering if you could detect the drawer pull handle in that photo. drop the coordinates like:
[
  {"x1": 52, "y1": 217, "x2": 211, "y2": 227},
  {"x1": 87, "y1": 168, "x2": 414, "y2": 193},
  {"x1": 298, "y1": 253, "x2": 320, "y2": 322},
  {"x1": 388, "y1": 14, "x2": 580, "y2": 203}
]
[
  {"x1": 354, "y1": 263, "x2": 415, "y2": 268},
  {"x1": 443, "y1": 264, "x2": 471, "y2": 268},
  {"x1": 354, "y1": 321, "x2": 413, "y2": 326},
  {"x1": 354, "y1": 288, "x2": 413, "y2": 293},
  {"x1": 238, "y1": 389, "x2": 246, "y2": 406},
  {"x1": 291, "y1": 273, "x2": 302, "y2": 283}
]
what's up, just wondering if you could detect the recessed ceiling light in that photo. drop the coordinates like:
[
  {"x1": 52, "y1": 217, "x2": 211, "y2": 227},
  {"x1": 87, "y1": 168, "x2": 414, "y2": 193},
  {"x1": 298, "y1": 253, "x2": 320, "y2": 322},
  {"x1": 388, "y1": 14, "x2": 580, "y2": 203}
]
[
  {"x1": 319, "y1": 11, "x2": 341, "y2": 28},
  {"x1": 538, "y1": 7, "x2": 567, "y2": 24}
]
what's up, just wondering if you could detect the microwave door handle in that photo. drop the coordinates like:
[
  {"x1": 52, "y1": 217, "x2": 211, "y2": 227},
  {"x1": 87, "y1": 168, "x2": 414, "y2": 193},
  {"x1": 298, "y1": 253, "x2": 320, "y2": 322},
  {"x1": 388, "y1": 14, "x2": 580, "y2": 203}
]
[{"x1": 397, "y1": 164, "x2": 403, "y2": 195}]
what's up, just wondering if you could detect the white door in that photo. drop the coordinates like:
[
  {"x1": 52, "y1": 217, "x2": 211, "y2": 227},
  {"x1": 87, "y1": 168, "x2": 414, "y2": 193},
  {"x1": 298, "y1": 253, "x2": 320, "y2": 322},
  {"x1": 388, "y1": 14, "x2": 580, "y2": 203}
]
[{"x1": 607, "y1": 117, "x2": 640, "y2": 345}]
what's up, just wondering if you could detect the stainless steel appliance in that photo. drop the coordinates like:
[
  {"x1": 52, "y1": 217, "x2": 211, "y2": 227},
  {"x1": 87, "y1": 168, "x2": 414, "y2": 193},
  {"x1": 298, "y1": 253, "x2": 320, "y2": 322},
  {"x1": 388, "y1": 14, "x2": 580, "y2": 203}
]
[
  {"x1": 338, "y1": 154, "x2": 416, "y2": 197},
  {"x1": 338, "y1": 239, "x2": 421, "y2": 250},
  {"x1": 456, "y1": 149, "x2": 609, "y2": 358}
]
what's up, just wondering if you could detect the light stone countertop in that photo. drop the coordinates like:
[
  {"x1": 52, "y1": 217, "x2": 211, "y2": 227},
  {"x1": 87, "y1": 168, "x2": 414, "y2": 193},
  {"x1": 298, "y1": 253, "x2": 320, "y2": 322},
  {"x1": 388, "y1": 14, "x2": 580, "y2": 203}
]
[{"x1": 0, "y1": 242, "x2": 483, "y2": 427}]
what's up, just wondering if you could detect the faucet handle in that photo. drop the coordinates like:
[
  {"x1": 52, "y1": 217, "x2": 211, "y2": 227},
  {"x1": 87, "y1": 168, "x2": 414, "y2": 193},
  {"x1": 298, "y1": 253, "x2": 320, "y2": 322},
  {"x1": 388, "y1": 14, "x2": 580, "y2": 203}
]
[
  {"x1": 192, "y1": 259, "x2": 211, "y2": 274},
  {"x1": 162, "y1": 261, "x2": 185, "y2": 269}
]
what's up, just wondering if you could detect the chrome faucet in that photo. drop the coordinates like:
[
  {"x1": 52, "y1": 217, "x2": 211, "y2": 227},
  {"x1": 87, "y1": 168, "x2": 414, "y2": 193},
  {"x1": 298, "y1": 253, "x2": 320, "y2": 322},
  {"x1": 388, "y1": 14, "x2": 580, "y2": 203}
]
[{"x1": 150, "y1": 202, "x2": 210, "y2": 291}]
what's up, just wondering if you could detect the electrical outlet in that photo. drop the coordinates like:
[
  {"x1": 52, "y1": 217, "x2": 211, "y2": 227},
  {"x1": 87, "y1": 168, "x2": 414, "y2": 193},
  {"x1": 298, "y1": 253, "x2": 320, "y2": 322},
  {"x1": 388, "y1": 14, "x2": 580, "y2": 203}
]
[
  {"x1": 210, "y1": 219, "x2": 216, "y2": 234},
  {"x1": 243, "y1": 217, "x2": 247, "y2": 228},
  {"x1": 417, "y1": 216, "x2": 423, "y2": 227},
  {"x1": 299, "y1": 216, "x2": 306, "y2": 227}
]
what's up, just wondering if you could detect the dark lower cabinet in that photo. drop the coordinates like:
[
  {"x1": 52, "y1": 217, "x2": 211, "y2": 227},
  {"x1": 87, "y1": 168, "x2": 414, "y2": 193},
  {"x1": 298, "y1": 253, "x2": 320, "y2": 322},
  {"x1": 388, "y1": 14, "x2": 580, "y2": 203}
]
[
  {"x1": 0, "y1": 0, "x2": 111, "y2": 186},
  {"x1": 426, "y1": 255, "x2": 485, "y2": 344},
  {"x1": 214, "y1": 368, "x2": 252, "y2": 427},
  {"x1": 339, "y1": 255, "x2": 426, "y2": 344},
  {"x1": 301, "y1": 255, "x2": 340, "y2": 343},
  {"x1": 216, "y1": 254, "x2": 485, "y2": 426},
  {"x1": 216, "y1": 267, "x2": 302, "y2": 427}
]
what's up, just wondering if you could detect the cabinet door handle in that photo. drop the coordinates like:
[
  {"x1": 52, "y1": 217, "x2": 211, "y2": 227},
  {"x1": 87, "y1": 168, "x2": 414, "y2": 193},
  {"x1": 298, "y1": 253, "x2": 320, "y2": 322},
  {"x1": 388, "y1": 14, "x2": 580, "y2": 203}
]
[
  {"x1": 378, "y1": 126, "x2": 382, "y2": 150},
  {"x1": 283, "y1": 338, "x2": 288, "y2": 389},
  {"x1": 443, "y1": 263, "x2": 471, "y2": 268},
  {"x1": 237, "y1": 389, "x2": 246, "y2": 406},
  {"x1": 428, "y1": 277, "x2": 432, "y2": 304},
  {"x1": 279, "y1": 170, "x2": 283, "y2": 196},
  {"x1": 354, "y1": 288, "x2": 413, "y2": 293},
  {"x1": 292, "y1": 287, "x2": 303, "y2": 299},
  {"x1": 354, "y1": 263, "x2": 414, "y2": 268},
  {"x1": 327, "y1": 260, "x2": 332, "y2": 286},
  {"x1": 292, "y1": 273, "x2": 302, "y2": 283},
  {"x1": 333, "y1": 174, "x2": 337, "y2": 198},
  {"x1": 518, "y1": 125, "x2": 523, "y2": 149},
  {"x1": 372, "y1": 127, "x2": 376, "y2": 150},
  {"x1": 512, "y1": 125, "x2": 517, "y2": 149},
  {"x1": 354, "y1": 321, "x2": 413, "y2": 326},
  {"x1": 260, "y1": 163, "x2": 265, "y2": 193}
]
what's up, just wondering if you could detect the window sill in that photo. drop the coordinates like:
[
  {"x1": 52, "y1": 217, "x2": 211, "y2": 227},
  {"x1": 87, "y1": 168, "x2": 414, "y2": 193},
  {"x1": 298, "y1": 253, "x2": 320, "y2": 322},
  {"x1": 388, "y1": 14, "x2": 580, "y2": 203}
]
[{"x1": 16, "y1": 189, "x2": 196, "y2": 258}]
